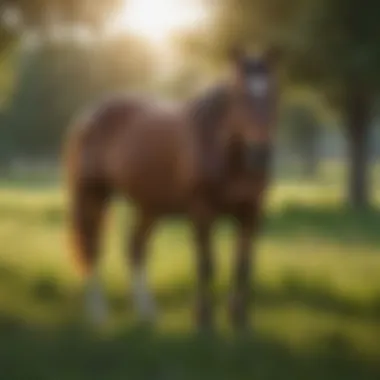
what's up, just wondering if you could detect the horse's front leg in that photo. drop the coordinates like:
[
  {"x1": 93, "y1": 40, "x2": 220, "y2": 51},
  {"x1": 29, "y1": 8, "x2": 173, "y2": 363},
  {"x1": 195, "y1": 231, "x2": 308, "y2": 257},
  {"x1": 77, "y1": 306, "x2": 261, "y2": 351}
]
[
  {"x1": 127, "y1": 212, "x2": 156, "y2": 323},
  {"x1": 191, "y1": 206, "x2": 215, "y2": 331},
  {"x1": 229, "y1": 210, "x2": 259, "y2": 330}
]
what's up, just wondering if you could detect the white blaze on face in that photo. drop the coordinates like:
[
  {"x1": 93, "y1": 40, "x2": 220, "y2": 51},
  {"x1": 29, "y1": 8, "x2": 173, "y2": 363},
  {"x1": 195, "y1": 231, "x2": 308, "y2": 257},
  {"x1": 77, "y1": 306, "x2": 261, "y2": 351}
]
[{"x1": 248, "y1": 75, "x2": 270, "y2": 98}]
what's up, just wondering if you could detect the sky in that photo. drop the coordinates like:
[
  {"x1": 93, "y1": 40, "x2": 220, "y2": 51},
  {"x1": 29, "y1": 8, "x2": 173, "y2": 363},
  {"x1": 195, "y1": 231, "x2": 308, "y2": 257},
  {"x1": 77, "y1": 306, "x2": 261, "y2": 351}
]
[{"x1": 112, "y1": 0, "x2": 207, "y2": 43}]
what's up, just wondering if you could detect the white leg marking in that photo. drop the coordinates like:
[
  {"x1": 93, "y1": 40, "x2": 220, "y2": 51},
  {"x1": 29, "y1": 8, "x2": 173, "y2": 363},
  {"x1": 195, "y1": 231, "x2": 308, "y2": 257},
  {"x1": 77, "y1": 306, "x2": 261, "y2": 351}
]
[
  {"x1": 131, "y1": 267, "x2": 156, "y2": 322},
  {"x1": 85, "y1": 272, "x2": 108, "y2": 326}
]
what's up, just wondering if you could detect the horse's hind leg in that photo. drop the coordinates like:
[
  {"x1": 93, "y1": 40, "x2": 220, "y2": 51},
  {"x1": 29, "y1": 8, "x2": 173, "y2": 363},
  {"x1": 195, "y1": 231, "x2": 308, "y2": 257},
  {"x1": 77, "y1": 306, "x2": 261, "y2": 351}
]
[
  {"x1": 127, "y1": 212, "x2": 156, "y2": 323},
  {"x1": 69, "y1": 183, "x2": 110, "y2": 326}
]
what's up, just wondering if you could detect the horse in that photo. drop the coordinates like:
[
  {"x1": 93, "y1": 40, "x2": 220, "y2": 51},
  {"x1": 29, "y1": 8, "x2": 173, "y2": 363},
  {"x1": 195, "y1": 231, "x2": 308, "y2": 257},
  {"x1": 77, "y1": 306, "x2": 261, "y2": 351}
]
[{"x1": 64, "y1": 46, "x2": 281, "y2": 330}]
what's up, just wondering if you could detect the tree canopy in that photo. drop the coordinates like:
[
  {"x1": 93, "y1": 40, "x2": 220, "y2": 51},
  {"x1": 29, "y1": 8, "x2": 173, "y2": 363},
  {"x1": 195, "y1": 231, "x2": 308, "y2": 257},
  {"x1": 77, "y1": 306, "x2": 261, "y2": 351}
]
[
  {"x1": 197, "y1": 0, "x2": 380, "y2": 208},
  {"x1": 202, "y1": 0, "x2": 380, "y2": 102},
  {"x1": 1, "y1": 0, "x2": 124, "y2": 30}
]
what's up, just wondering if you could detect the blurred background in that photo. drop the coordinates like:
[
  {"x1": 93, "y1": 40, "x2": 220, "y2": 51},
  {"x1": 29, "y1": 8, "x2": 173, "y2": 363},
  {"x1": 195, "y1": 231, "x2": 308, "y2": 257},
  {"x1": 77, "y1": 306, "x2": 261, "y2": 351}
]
[{"x1": 0, "y1": 1, "x2": 379, "y2": 379}]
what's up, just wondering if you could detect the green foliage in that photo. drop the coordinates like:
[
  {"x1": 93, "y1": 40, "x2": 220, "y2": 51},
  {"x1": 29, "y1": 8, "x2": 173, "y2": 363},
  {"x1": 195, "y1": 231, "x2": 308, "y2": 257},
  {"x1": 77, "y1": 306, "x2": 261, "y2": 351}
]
[
  {"x1": 203, "y1": 0, "x2": 380, "y2": 100},
  {"x1": 0, "y1": 43, "x2": 16, "y2": 106},
  {"x1": 2, "y1": 0, "x2": 124, "y2": 30},
  {"x1": 198, "y1": 0, "x2": 379, "y2": 207},
  {"x1": 280, "y1": 0, "x2": 380, "y2": 103},
  {"x1": 5, "y1": 42, "x2": 94, "y2": 158},
  {"x1": 56, "y1": 0, "x2": 124, "y2": 28},
  {"x1": 0, "y1": 0, "x2": 155, "y2": 162},
  {"x1": 0, "y1": 23, "x2": 16, "y2": 57},
  {"x1": 281, "y1": 102, "x2": 321, "y2": 154},
  {"x1": 4, "y1": 36, "x2": 155, "y2": 160},
  {"x1": 197, "y1": 0, "x2": 302, "y2": 62}
]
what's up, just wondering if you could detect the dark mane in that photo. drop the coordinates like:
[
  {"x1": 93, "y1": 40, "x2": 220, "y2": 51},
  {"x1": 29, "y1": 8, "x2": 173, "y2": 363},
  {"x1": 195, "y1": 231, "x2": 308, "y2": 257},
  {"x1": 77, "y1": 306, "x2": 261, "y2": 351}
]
[{"x1": 187, "y1": 84, "x2": 230, "y2": 143}]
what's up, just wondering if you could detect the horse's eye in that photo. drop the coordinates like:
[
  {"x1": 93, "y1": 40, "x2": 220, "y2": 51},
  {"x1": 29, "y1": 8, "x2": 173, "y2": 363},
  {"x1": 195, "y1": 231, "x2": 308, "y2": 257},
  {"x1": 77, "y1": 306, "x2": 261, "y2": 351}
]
[{"x1": 248, "y1": 75, "x2": 269, "y2": 97}]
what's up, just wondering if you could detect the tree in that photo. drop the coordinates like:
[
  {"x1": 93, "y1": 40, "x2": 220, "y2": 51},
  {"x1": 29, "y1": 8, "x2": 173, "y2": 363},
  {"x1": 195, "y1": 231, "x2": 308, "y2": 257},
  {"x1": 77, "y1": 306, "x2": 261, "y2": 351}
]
[
  {"x1": 0, "y1": 0, "x2": 157, "y2": 163},
  {"x1": 0, "y1": 2, "x2": 18, "y2": 56},
  {"x1": 285, "y1": 0, "x2": 380, "y2": 209},
  {"x1": 282, "y1": 102, "x2": 321, "y2": 178},
  {"x1": 1, "y1": 0, "x2": 124, "y2": 30},
  {"x1": 200, "y1": 0, "x2": 380, "y2": 209},
  {"x1": 4, "y1": 34, "x2": 155, "y2": 161}
]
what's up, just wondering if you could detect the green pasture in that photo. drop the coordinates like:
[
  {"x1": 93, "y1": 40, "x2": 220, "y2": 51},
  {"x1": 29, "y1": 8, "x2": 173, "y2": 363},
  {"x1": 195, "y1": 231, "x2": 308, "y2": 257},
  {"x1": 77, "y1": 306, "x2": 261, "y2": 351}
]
[{"x1": 0, "y1": 166, "x2": 380, "y2": 380}]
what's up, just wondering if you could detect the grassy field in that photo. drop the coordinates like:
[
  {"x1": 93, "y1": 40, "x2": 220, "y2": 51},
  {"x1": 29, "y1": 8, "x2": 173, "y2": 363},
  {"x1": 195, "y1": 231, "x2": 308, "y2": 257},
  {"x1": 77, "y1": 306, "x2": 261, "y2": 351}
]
[{"x1": 0, "y1": 168, "x2": 380, "y2": 380}]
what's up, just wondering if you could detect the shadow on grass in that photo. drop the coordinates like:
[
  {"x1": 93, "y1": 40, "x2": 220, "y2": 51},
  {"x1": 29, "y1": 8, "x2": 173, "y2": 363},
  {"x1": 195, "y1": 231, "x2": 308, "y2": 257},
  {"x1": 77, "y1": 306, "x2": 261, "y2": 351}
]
[
  {"x1": 14, "y1": 267, "x2": 380, "y2": 324},
  {"x1": 264, "y1": 204, "x2": 380, "y2": 244},
  {"x1": 256, "y1": 274, "x2": 380, "y2": 321},
  {"x1": 0, "y1": 317, "x2": 379, "y2": 380},
  {"x1": 1, "y1": 271, "x2": 380, "y2": 379}
]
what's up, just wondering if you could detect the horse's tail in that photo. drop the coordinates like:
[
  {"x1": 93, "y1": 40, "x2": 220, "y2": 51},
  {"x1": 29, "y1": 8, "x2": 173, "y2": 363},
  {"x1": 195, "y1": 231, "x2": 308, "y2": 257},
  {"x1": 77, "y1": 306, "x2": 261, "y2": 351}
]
[
  {"x1": 63, "y1": 111, "x2": 109, "y2": 277},
  {"x1": 63, "y1": 96, "x2": 143, "y2": 276},
  {"x1": 63, "y1": 114, "x2": 86, "y2": 193}
]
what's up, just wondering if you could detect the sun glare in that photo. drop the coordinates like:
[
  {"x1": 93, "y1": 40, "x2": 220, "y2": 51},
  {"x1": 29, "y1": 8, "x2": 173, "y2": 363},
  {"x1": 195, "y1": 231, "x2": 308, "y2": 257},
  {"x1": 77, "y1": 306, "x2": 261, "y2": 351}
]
[{"x1": 113, "y1": 0, "x2": 205, "y2": 42}]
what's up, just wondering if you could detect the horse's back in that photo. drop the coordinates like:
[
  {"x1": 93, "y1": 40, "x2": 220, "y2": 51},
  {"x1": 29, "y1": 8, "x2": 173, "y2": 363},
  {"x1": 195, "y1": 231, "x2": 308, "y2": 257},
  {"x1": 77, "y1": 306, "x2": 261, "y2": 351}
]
[
  {"x1": 65, "y1": 94, "x2": 198, "y2": 210},
  {"x1": 65, "y1": 94, "x2": 144, "y2": 184},
  {"x1": 112, "y1": 101, "x2": 195, "y2": 185}
]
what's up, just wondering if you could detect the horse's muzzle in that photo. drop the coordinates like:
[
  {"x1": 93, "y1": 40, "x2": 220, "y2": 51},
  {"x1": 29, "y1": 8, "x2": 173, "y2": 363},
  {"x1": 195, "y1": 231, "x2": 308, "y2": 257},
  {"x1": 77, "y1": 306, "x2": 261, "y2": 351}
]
[{"x1": 245, "y1": 142, "x2": 272, "y2": 173}]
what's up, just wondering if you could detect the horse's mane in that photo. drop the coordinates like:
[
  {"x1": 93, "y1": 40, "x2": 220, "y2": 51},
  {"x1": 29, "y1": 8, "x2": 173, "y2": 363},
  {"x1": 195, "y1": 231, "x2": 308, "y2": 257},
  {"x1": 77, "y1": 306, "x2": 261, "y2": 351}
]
[{"x1": 188, "y1": 83, "x2": 230, "y2": 144}]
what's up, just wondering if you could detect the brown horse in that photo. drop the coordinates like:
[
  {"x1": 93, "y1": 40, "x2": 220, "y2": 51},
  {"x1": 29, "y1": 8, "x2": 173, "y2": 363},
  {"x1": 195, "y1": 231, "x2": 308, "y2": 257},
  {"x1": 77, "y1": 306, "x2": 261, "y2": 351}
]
[{"x1": 65, "y1": 47, "x2": 281, "y2": 330}]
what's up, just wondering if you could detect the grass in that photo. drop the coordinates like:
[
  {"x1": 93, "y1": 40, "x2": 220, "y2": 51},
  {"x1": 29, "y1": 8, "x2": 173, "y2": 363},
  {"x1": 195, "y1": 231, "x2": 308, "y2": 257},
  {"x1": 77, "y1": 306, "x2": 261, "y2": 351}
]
[{"x1": 0, "y1": 171, "x2": 380, "y2": 380}]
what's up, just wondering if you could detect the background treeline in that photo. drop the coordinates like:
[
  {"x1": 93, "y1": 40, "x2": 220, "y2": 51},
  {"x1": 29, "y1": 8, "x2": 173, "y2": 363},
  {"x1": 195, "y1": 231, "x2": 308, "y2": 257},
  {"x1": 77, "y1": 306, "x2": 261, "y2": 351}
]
[{"x1": 0, "y1": 0, "x2": 380, "y2": 209}]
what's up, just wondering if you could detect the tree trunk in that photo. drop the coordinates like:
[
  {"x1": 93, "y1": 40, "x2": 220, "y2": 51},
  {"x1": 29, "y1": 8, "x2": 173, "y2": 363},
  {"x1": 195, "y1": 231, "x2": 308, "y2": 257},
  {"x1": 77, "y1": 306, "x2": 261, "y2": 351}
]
[{"x1": 345, "y1": 89, "x2": 372, "y2": 209}]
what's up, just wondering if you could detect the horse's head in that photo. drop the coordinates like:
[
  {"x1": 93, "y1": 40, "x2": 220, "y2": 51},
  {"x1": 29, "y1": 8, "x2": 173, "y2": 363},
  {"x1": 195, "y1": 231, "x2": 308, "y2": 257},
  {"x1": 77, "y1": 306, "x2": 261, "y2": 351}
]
[{"x1": 221, "y1": 46, "x2": 281, "y2": 173}]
